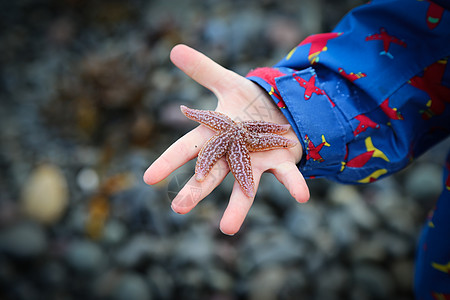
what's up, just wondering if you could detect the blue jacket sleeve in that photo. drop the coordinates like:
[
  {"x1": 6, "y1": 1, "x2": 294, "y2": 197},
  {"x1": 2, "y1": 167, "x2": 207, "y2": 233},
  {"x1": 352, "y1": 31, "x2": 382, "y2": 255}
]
[{"x1": 246, "y1": 0, "x2": 450, "y2": 183}]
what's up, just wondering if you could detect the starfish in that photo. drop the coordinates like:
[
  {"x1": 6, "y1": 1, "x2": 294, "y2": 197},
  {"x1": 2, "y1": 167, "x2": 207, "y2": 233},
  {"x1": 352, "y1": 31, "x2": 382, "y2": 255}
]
[{"x1": 180, "y1": 105, "x2": 297, "y2": 198}]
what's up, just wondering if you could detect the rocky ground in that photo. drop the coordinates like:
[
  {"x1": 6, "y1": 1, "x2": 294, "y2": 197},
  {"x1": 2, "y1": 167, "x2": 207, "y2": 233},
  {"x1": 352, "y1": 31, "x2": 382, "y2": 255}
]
[{"x1": 0, "y1": 0, "x2": 448, "y2": 299}]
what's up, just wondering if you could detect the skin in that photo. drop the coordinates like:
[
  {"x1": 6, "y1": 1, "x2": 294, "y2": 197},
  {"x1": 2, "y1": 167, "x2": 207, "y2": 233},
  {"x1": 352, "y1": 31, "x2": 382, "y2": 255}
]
[{"x1": 143, "y1": 44, "x2": 310, "y2": 235}]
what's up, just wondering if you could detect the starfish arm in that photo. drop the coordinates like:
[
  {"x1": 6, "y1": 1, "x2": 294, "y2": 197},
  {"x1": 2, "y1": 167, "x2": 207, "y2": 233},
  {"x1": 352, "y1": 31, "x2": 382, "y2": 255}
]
[
  {"x1": 226, "y1": 140, "x2": 255, "y2": 198},
  {"x1": 181, "y1": 105, "x2": 233, "y2": 132},
  {"x1": 195, "y1": 130, "x2": 231, "y2": 181},
  {"x1": 242, "y1": 121, "x2": 291, "y2": 134},
  {"x1": 246, "y1": 132, "x2": 297, "y2": 152}
]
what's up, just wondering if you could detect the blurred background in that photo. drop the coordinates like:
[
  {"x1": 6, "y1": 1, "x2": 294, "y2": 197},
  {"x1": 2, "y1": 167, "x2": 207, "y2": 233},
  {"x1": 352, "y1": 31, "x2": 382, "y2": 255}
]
[{"x1": 0, "y1": 0, "x2": 448, "y2": 299}]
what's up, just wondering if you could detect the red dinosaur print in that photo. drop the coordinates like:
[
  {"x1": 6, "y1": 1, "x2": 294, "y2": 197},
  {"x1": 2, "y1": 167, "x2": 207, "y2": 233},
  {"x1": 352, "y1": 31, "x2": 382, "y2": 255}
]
[
  {"x1": 291, "y1": 32, "x2": 343, "y2": 64},
  {"x1": 432, "y1": 292, "x2": 450, "y2": 300},
  {"x1": 247, "y1": 67, "x2": 287, "y2": 109},
  {"x1": 338, "y1": 68, "x2": 367, "y2": 82},
  {"x1": 380, "y1": 97, "x2": 404, "y2": 121},
  {"x1": 409, "y1": 59, "x2": 450, "y2": 119},
  {"x1": 446, "y1": 161, "x2": 450, "y2": 191},
  {"x1": 293, "y1": 73, "x2": 336, "y2": 107},
  {"x1": 353, "y1": 114, "x2": 380, "y2": 136},
  {"x1": 418, "y1": 0, "x2": 445, "y2": 29},
  {"x1": 365, "y1": 27, "x2": 407, "y2": 59},
  {"x1": 346, "y1": 137, "x2": 389, "y2": 168},
  {"x1": 305, "y1": 134, "x2": 330, "y2": 162}
]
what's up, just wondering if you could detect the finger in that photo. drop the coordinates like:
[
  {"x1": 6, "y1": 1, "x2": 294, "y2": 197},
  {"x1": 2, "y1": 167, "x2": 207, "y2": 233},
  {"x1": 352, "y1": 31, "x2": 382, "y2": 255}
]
[
  {"x1": 143, "y1": 125, "x2": 211, "y2": 185},
  {"x1": 219, "y1": 171, "x2": 262, "y2": 235},
  {"x1": 170, "y1": 44, "x2": 237, "y2": 95},
  {"x1": 271, "y1": 161, "x2": 310, "y2": 203},
  {"x1": 171, "y1": 158, "x2": 229, "y2": 214}
]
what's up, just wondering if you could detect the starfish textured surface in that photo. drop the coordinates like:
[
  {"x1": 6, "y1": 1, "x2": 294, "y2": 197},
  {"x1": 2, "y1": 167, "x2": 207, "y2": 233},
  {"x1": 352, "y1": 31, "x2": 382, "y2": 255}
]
[{"x1": 180, "y1": 105, "x2": 297, "y2": 197}]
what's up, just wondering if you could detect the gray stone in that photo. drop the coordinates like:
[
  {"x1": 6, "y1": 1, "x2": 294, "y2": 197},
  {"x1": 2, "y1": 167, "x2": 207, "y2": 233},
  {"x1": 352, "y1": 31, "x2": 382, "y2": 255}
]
[
  {"x1": 327, "y1": 208, "x2": 359, "y2": 246},
  {"x1": 0, "y1": 222, "x2": 47, "y2": 258},
  {"x1": 20, "y1": 163, "x2": 69, "y2": 225},
  {"x1": 115, "y1": 233, "x2": 168, "y2": 268},
  {"x1": 391, "y1": 259, "x2": 414, "y2": 291},
  {"x1": 172, "y1": 224, "x2": 215, "y2": 267},
  {"x1": 315, "y1": 263, "x2": 350, "y2": 292},
  {"x1": 351, "y1": 237, "x2": 387, "y2": 263},
  {"x1": 248, "y1": 266, "x2": 289, "y2": 300},
  {"x1": 147, "y1": 266, "x2": 175, "y2": 300},
  {"x1": 328, "y1": 184, "x2": 380, "y2": 230},
  {"x1": 114, "y1": 273, "x2": 152, "y2": 300},
  {"x1": 405, "y1": 163, "x2": 442, "y2": 200},
  {"x1": 102, "y1": 219, "x2": 128, "y2": 245},
  {"x1": 284, "y1": 201, "x2": 324, "y2": 240},
  {"x1": 65, "y1": 239, "x2": 105, "y2": 273},
  {"x1": 238, "y1": 228, "x2": 305, "y2": 274},
  {"x1": 352, "y1": 264, "x2": 395, "y2": 299}
]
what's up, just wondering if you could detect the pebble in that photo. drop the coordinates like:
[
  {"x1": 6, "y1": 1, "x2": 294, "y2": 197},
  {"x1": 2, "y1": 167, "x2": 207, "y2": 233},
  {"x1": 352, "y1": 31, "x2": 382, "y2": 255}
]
[
  {"x1": 315, "y1": 263, "x2": 350, "y2": 293},
  {"x1": 20, "y1": 163, "x2": 69, "y2": 225},
  {"x1": 65, "y1": 239, "x2": 105, "y2": 273},
  {"x1": 101, "y1": 219, "x2": 128, "y2": 245},
  {"x1": 0, "y1": 222, "x2": 47, "y2": 258},
  {"x1": 352, "y1": 264, "x2": 395, "y2": 300},
  {"x1": 114, "y1": 273, "x2": 152, "y2": 300},
  {"x1": 328, "y1": 184, "x2": 380, "y2": 230},
  {"x1": 391, "y1": 259, "x2": 414, "y2": 291},
  {"x1": 248, "y1": 266, "x2": 289, "y2": 300},
  {"x1": 115, "y1": 233, "x2": 168, "y2": 268},
  {"x1": 147, "y1": 266, "x2": 175, "y2": 300},
  {"x1": 76, "y1": 167, "x2": 100, "y2": 192},
  {"x1": 238, "y1": 228, "x2": 306, "y2": 274},
  {"x1": 405, "y1": 163, "x2": 443, "y2": 200}
]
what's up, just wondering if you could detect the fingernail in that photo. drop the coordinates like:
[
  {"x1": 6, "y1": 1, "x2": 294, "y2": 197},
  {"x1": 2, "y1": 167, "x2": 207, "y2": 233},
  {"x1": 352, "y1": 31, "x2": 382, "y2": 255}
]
[
  {"x1": 220, "y1": 227, "x2": 235, "y2": 236},
  {"x1": 171, "y1": 204, "x2": 181, "y2": 214}
]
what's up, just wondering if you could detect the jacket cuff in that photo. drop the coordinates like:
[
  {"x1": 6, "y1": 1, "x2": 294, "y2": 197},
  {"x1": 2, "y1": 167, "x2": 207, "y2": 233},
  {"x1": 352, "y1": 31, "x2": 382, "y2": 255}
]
[{"x1": 247, "y1": 67, "x2": 350, "y2": 178}]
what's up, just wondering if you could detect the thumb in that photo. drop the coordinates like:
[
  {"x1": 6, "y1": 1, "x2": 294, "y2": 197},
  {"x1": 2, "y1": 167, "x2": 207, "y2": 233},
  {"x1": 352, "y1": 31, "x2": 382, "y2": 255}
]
[{"x1": 170, "y1": 44, "x2": 236, "y2": 96}]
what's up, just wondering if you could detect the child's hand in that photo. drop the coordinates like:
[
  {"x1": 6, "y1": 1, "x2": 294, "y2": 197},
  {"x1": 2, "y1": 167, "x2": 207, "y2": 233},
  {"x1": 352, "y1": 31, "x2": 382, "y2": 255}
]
[{"x1": 143, "y1": 44, "x2": 309, "y2": 235}]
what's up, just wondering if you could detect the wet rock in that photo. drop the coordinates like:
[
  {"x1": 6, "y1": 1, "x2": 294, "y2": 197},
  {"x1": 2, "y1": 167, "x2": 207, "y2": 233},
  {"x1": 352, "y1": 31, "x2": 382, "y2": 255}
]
[
  {"x1": 284, "y1": 201, "x2": 324, "y2": 240},
  {"x1": 352, "y1": 264, "x2": 395, "y2": 299},
  {"x1": 115, "y1": 233, "x2": 168, "y2": 268},
  {"x1": 172, "y1": 224, "x2": 215, "y2": 267},
  {"x1": 374, "y1": 230, "x2": 412, "y2": 258},
  {"x1": 65, "y1": 239, "x2": 105, "y2": 273},
  {"x1": 147, "y1": 266, "x2": 175, "y2": 300},
  {"x1": 38, "y1": 260, "x2": 67, "y2": 288},
  {"x1": 238, "y1": 228, "x2": 306, "y2": 274},
  {"x1": 327, "y1": 208, "x2": 360, "y2": 246},
  {"x1": 76, "y1": 167, "x2": 99, "y2": 192},
  {"x1": 20, "y1": 163, "x2": 69, "y2": 225},
  {"x1": 391, "y1": 259, "x2": 414, "y2": 291},
  {"x1": 101, "y1": 219, "x2": 128, "y2": 245},
  {"x1": 0, "y1": 222, "x2": 47, "y2": 258},
  {"x1": 328, "y1": 184, "x2": 380, "y2": 230},
  {"x1": 315, "y1": 263, "x2": 350, "y2": 294},
  {"x1": 246, "y1": 203, "x2": 277, "y2": 227},
  {"x1": 114, "y1": 272, "x2": 152, "y2": 300},
  {"x1": 351, "y1": 236, "x2": 387, "y2": 263},
  {"x1": 248, "y1": 266, "x2": 307, "y2": 300},
  {"x1": 405, "y1": 163, "x2": 442, "y2": 200}
]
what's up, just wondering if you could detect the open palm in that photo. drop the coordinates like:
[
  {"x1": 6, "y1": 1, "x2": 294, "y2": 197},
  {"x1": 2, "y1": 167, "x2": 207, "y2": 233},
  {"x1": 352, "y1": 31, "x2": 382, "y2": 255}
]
[{"x1": 143, "y1": 44, "x2": 309, "y2": 235}]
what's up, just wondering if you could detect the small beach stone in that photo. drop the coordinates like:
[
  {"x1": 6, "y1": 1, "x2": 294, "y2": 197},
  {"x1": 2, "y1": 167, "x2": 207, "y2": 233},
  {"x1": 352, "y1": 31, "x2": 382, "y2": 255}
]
[
  {"x1": 65, "y1": 239, "x2": 105, "y2": 273},
  {"x1": 114, "y1": 272, "x2": 152, "y2": 300},
  {"x1": 0, "y1": 221, "x2": 47, "y2": 258},
  {"x1": 20, "y1": 163, "x2": 69, "y2": 225}
]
